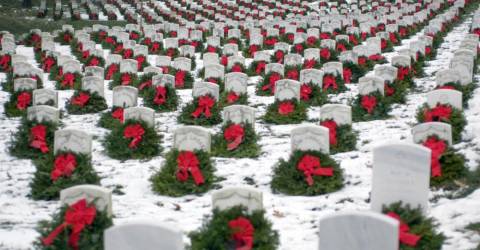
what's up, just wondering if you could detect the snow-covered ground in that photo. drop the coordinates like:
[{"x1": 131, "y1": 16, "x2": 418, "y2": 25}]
[{"x1": 0, "y1": 11, "x2": 480, "y2": 250}]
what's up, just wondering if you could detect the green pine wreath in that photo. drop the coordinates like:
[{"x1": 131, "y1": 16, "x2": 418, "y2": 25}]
[
  {"x1": 352, "y1": 91, "x2": 391, "y2": 122},
  {"x1": 4, "y1": 90, "x2": 33, "y2": 117},
  {"x1": 415, "y1": 104, "x2": 466, "y2": 143},
  {"x1": 246, "y1": 60, "x2": 266, "y2": 77},
  {"x1": 343, "y1": 61, "x2": 366, "y2": 83},
  {"x1": 30, "y1": 151, "x2": 100, "y2": 200},
  {"x1": 322, "y1": 74, "x2": 346, "y2": 94},
  {"x1": 263, "y1": 99, "x2": 307, "y2": 124},
  {"x1": 9, "y1": 119, "x2": 57, "y2": 159},
  {"x1": 150, "y1": 149, "x2": 218, "y2": 196},
  {"x1": 382, "y1": 202, "x2": 445, "y2": 250},
  {"x1": 300, "y1": 82, "x2": 328, "y2": 106},
  {"x1": 3, "y1": 74, "x2": 44, "y2": 92},
  {"x1": 143, "y1": 84, "x2": 179, "y2": 112},
  {"x1": 271, "y1": 150, "x2": 344, "y2": 196},
  {"x1": 169, "y1": 68, "x2": 194, "y2": 89},
  {"x1": 384, "y1": 79, "x2": 409, "y2": 105},
  {"x1": 109, "y1": 72, "x2": 138, "y2": 89},
  {"x1": 219, "y1": 91, "x2": 248, "y2": 107},
  {"x1": 103, "y1": 120, "x2": 162, "y2": 160},
  {"x1": 177, "y1": 95, "x2": 222, "y2": 126},
  {"x1": 255, "y1": 72, "x2": 281, "y2": 96},
  {"x1": 98, "y1": 107, "x2": 123, "y2": 130},
  {"x1": 55, "y1": 72, "x2": 82, "y2": 90},
  {"x1": 321, "y1": 121, "x2": 357, "y2": 154},
  {"x1": 136, "y1": 73, "x2": 156, "y2": 96},
  {"x1": 189, "y1": 206, "x2": 280, "y2": 250},
  {"x1": 34, "y1": 203, "x2": 113, "y2": 249},
  {"x1": 211, "y1": 122, "x2": 261, "y2": 158},
  {"x1": 65, "y1": 91, "x2": 108, "y2": 114}
]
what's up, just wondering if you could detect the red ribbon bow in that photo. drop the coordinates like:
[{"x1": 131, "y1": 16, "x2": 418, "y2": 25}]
[
  {"x1": 207, "y1": 45, "x2": 217, "y2": 53},
  {"x1": 151, "y1": 42, "x2": 161, "y2": 53},
  {"x1": 229, "y1": 217, "x2": 254, "y2": 250},
  {"x1": 322, "y1": 75, "x2": 338, "y2": 91},
  {"x1": 62, "y1": 73, "x2": 76, "y2": 88},
  {"x1": 248, "y1": 45, "x2": 259, "y2": 56},
  {"x1": 176, "y1": 151, "x2": 204, "y2": 185},
  {"x1": 265, "y1": 37, "x2": 278, "y2": 46},
  {"x1": 358, "y1": 57, "x2": 367, "y2": 65},
  {"x1": 106, "y1": 64, "x2": 118, "y2": 80},
  {"x1": 138, "y1": 80, "x2": 152, "y2": 90},
  {"x1": 423, "y1": 104, "x2": 452, "y2": 122},
  {"x1": 51, "y1": 153, "x2": 77, "y2": 181},
  {"x1": 297, "y1": 154, "x2": 334, "y2": 186},
  {"x1": 224, "y1": 124, "x2": 245, "y2": 150},
  {"x1": 0, "y1": 54, "x2": 11, "y2": 71},
  {"x1": 320, "y1": 48, "x2": 331, "y2": 60},
  {"x1": 221, "y1": 56, "x2": 228, "y2": 66},
  {"x1": 343, "y1": 68, "x2": 352, "y2": 84},
  {"x1": 386, "y1": 212, "x2": 421, "y2": 246},
  {"x1": 320, "y1": 120, "x2": 338, "y2": 146},
  {"x1": 231, "y1": 64, "x2": 243, "y2": 72},
  {"x1": 63, "y1": 33, "x2": 72, "y2": 43},
  {"x1": 255, "y1": 61, "x2": 266, "y2": 74},
  {"x1": 423, "y1": 136, "x2": 447, "y2": 177},
  {"x1": 87, "y1": 57, "x2": 100, "y2": 66},
  {"x1": 303, "y1": 59, "x2": 316, "y2": 69},
  {"x1": 320, "y1": 33, "x2": 330, "y2": 39},
  {"x1": 389, "y1": 33, "x2": 398, "y2": 44},
  {"x1": 300, "y1": 84, "x2": 312, "y2": 100},
  {"x1": 306, "y1": 36, "x2": 317, "y2": 46},
  {"x1": 82, "y1": 50, "x2": 90, "y2": 60},
  {"x1": 175, "y1": 70, "x2": 186, "y2": 88},
  {"x1": 71, "y1": 92, "x2": 90, "y2": 107},
  {"x1": 349, "y1": 34, "x2": 358, "y2": 45},
  {"x1": 192, "y1": 95, "x2": 215, "y2": 118},
  {"x1": 43, "y1": 57, "x2": 55, "y2": 72},
  {"x1": 16, "y1": 92, "x2": 31, "y2": 110},
  {"x1": 337, "y1": 43, "x2": 347, "y2": 52},
  {"x1": 123, "y1": 49, "x2": 133, "y2": 59},
  {"x1": 385, "y1": 83, "x2": 395, "y2": 96},
  {"x1": 368, "y1": 54, "x2": 384, "y2": 61},
  {"x1": 274, "y1": 51, "x2": 284, "y2": 63},
  {"x1": 286, "y1": 69, "x2": 299, "y2": 80},
  {"x1": 381, "y1": 39, "x2": 388, "y2": 50},
  {"x1": 30, "y1": 124, "x2": 49, "y2": 153},
  {"x1": 165, "y1": 48, "x2": 176, "y2": 57},
  {"x1": 227, "y1": 91, "x2": 240, "y2": 104},
  {"x1": 278, "y1": 101, "x2": 294, "y2": 115},
  {"x1": 121, "y1": 73, "x2": 132, "y2": 85},
  {"x1": 111, "y1": 107, "x2": 124, "y2": 122},
  {"x1": 136, "y1": 55, "x2": 146, "y2": 70},
  {"x1": 397, "y1": 66, "x2": 410, "y2": 81},
  {"x1": 42, "y1": 199, "x2": 97, "y2": 250},
  {"x1": 262, "y1": 73, "x2": 281, "y2": 94},
  {"x1": 361, "y1": 95, "x2": 377, "y2": 114},
  {"x1": 123, "y1": 124, "x2": 145, "y2": 148},
  {"x1": 153, "y1": 85, "x2": 167, "y2": 105},
  {"x1": 294, "y1": 43, "x2": 304, "y2": 53}
]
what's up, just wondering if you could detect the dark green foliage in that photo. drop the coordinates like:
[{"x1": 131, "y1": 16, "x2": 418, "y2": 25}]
[
  {"x1": 322, "y1": 74, "x2": 347, "y2": 94},
  {"x1": 301, "y1": 82, "x2": 328, "y2": 106},
  {"x1": 150, "y1": 150, "x2": 217, "y2": 196},
  {"x1": 263, "y1": 99, "x2": 308, "y2": 124},
  {"x1": 103, "y1": 120, "x2": 162, "y2": 160},
  {"x1": 169, "y1": 68, "x2": 194, "y2": 89},
  {"x1": 136, "y1": 73, "x2": 156, "y2": 96},
  {"x1": 109, "y1": 72, "x2": 138, "y2": 89},
  {"x1": 30, "y1": 152, "x2": 100, "y2": 200},
  {"x1": 3, "y1": 73, "x2": 43, "y2": 92},
  {"x1": 343, "y1": 62, "x2": 366, "y2": 83},
  {"x1": 327, "y1": 123, "x2": 357, "y2": 154},
  {"x1": 219, "y1": 92, "x2": 248, "y2": 107},
  {"x1": 9, "y1": 119, "x2": 57, "y2": 159},
  {"x1": 382, "y1": 202, "x2": 445, "y2": 250},
  {"x1": 4, "y1": 90, "x2": 32, "y2": 117},
  {"x1": 55, "y1": 73, "x2": 82, "y2": 90},
  {"x1": 384, "y1": 80, "x2": 409, "y2": 105},
  {"x1": 33, "y1": 203, "x2": 113, "y2": 250},
  {"x1": 255, "y1": 73, "x2": 280, "y2": 96},
  {"x1": 177, "y1": 95, "x2": 222, "y2": 126},
  {"x1": 271, "y1": 150, "x2": 344, "y2": 196},
  {"x1": 415, "y1": 104, "x2": 466, "y2": 143},
  {"x1": 143, "y1": 84, "x2": 179, "y2": 112},
  {"x1": 189, "y1": 206, "x2": 279, "y2": 250},
  {"x1": 97, "y1": 108, "x2": 122, "y2": 130},
  {"x1": 212, "y1": 122, "x2": 261, "y2": 158},
  {"x1": 65, "y1": 91, "x2": 108, "y2": 114},
  {"x1": 352, "y1": 91, "x2": 391, "y2": 122},
  {"x1": 246, "y1": 61, "x2": 265, "y2": 77}
]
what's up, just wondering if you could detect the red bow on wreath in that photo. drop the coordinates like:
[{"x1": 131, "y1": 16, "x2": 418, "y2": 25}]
[
  {"x1": 368, "y1": 54, "x2": 384, "y2": 61},
  {"x1": 361, "y1": 95, "x2": 377, "y2": 114},
  {"x1": 0, "y1": 54, "x2": 11, "y2": 70},
  {"x1": 425, "y1": 46, "x2": 432, "y2": 55},
  {"x1": 337, "y1": 43, "x2": 347, "y2": 52},
  {"x1": 274, "y1": 50, "x2": 284, "y2": 64},
  {"x1": 62, "y1": 73, "x2": 76, "y2": 88},
  {"x1": 300, "y1": 84, "x2": 312, "y2": 100},
  {"x1": 320, "y1": 120, "x2": 338, "y2": 146},
  {"x1": 166, "y1": 48, "x2": 176, "y2": 57},
  {"x1": 278, "y1": 101, "x2": 294, "y2": 115},
  {"x1": 423, "y1": 104, "x2": 452, "y2": 122},
  {"x1": 42, "y1": 199, "x2": 96, "y2": 250},
  {"x1": 286, "y1": 69, "x2": 299, "y2": 80},
  {"x1": 71, "y1": 92, "x2": 90, "y2": 107},
  {"x1": 320, "y1": 33, "x2": 330, "y2": 39},
  {"x1": 176, "y1": 151, "x2": 204, "y2": 185},
  {"x1": 151, "y1": 42, "x2": 161, "y2": 53},
  {"x1": 111, "y1": 108, "x2": 124, "y2": 123},
  {"x1": 343, "y1": 68, "x2": 352, "y2": 84},
  {"x1": 123, "y1": 49, "x2": 133, "y2": 59},
  {"x1": 255, "y1": 61, "x2": 266, "y2": 74},
  {"x1": 231, "y1": 64, "x2": 243, "y2": 72},
  {"x1": 286, "y1": 33, "x2": 294, "y2": 42},
  {"x1": 207, "y1": 78, "x2": 218, "y2": 84},
  {"x1": 123, "y1": 124, "x2": 145, "y2": 149},
  {"x1": 320, "y1": 48, "x2": 331, "y2": 60},
  {"x1": 306, "y1": 36, "x2": 317, "y2": 46},
  {"x1": 322, "y1": 75, "x2": 337, "y2": 91},
  {"x1": 423, "y1": 136, "x2": 446, "y2": 177},
  {"x1": 303, "y1": 59, "x2": 316, "y2": 69},
  {"x1": 385, "y1": 83, "x2": 395, "y2": 96},
  {"x1": 16, "y1": 92, "x2": 31, "y2": 110},
  {"x1": 136, "y1": 56, "x2": 146, "y2": 70},
  {"x1": 262, "y1": 73, "x2": 281, "y2": 93},
  {"x1": 88, "y1": 57, "x2": 100, "y2": 67},
  {"x1": 51, "y1": 153, "x2": 77, "y2": 181},
  {"x1": 224, "y1": 124, "x2": 245, "y2": 150},
  {"x1": 396, "y1": 66, "x2": 410, "y2": 81},
  {"x1": 161, "y1": 66, "x2": 170, "y2": 74},
  {"x1": 63, "y1": 33, "x2": 72, "y2": 43},
  {"x1": 138, "y1": 79, "x2": 152, "y2": 90},
  {"x1": 265, "y1": 37, "x2": 277, "y2": 46},
  {"x1": 121, "y1": 73, "x2": 132, "y2": 85},
  {"x1": 43, "y1": 57, "x2": 55, "y2": 72},
  {"x1": 229, "y1": 217, "x2": 254, "y2": 250},
  {"x1": 153, "y1": 85, "x2": 167, "y2": 105},
  {"x1": 82, "y1": 50, "x2": 90, "y2": 60},
  {"x1": 389, "y1": 33, "x2": 398, "y2": 44},
  {"x1": 30, "y1": 124, "x2": 49, "y2": 153},
  {"x1": 207, "y1": 45, "x2": 217, "y2": 53},
  {"x1": 386, "y1": 212, "x2": 421, "y2": 246},
  {"x1": 221, "y1": 56, "x2": 228, "y2": 66},
  {"x1": 227, "y1": 91, "x2": 240, "y2": 104},
  {"x1": 106, "y1": 64, "x2": 118, "y2": 80},
  {"x1": 248, "y1": 45, "x2": 259, "y2": 56},
  {"x1": 381, "y1": 39, "x2": 388, "y2": 50},
  {"x1": 358, "y1": 57, "x2": 367, "y2": 66},
  {"x1": 297, "y1": 154, "x2": 334, "y2": 186},
  {"x1": 192, "y1": 95, "x2": 215, "y2": 118},
  {"x1": 175, "y1": 70, "x2": 186, "y2": 88},
  {"x1": 294, "y1": 44, "x2": 304, "y2": 53}
]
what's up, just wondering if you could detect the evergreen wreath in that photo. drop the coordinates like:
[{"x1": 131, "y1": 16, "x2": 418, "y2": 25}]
[
  {"x1": 143, "y1": 84, "x2": 179, "y2": 112},
  {"x1": 54, "y1": 31, "x2": 74, "y2": 45},
  {"x1": 219, "y1": 91, "x2": 248, "y2": 107},
  {"x1": 4, "y1": 90, "x2": 33, "y2": 117},
  {"x1": 189, "y1": 206, "x2": 280, "y2": 250},
  {"x1": 321, "y1": 73, "x2": 346, "y2": 94},
  {"x1": 150, "y1": 149, "x2": 218, "y2": 197},
  {"x1": 85, "y1": 55, "x2": 106, "y2": 67},
  {"x1": 246, "y1": 60, "x2": 267, "y2": 77},
  {"x1": 415, "y1": 103, "x2": 466, "y2": 143},
  {"x1": 352, "y1": 91, "x2": 391, "y2": 122},
  {"x1": 55, "y1": 72, "x2": 82, "y2": 90},
  {"x1": 384, "y1": 79, "x2": 409, "y2": 105},
  {"x1": 263, "y1": 99, "x2": 308, "y2": 124},
  {"x1": 177, "y1": 95, "x2": 223, "y2": 126},
  {"x1": 9, "y1": 119, "x2": 57, "y2": 159},
  {"x1": 98, "y1": 107, "x2": 124, "y2": 130},
  {"x1": 271, "y1": 150, "x2": 344, "y2": 196},
  {"x1": 65, "y1": 91, "x2": 108, "y2": 114},
  {"x1": 300, "y1": 82, "x2": 328, "y2": 106},
  {"x1": 256, "y1": 72, "x2": 282, "y2": 96},
  {"x1": 204, "y1": 77, "x2": 226, "y2": 92},
  {"x1": 34, "y1": 200, "x2": 113, "y2": 250},
  {"x1": 103, "y1": 120, "x2": 162, "y2": 160},
  {"x1": 109, "y1": 72, "x2": 138, "y2": 89},
  {"x1": 381, "y1": 202, "x2": 445, "y2": 250},
  {"x1": 30, "y1": 151, "x2": 100, "y2": 200},
  {"x1": 342, "y1": 61, "x2": 366, "y2": 83},
  {"x1": 211, "y1": 122, "x2": 261, "y2": 158},
  {"x1": 284, "y1": 65, "x2": 302, "y2": 81},
  {"x1": 169, "y1": 68, "x2": 194, "y2": 89},
  {"x1": 3, "y1": 74, "x2": 43, "y2": 92},
  {"x1": 320, "y1": 119, "x2": 357, "y2": 154},
  {"x1": 136, "y1": 72, "x2": 157, "y2": 96}
]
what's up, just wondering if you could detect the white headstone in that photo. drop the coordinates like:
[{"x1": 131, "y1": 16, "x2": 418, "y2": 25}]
[
  {"x1": 291, "y1": 125, "x2": 330, "y2": 154},
  {"x1": 173, "y1": 126, "x2": 211, "y2": 152},
  {"x1": 212, "y1": 186, "x2": 263, "y2": 213}
]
